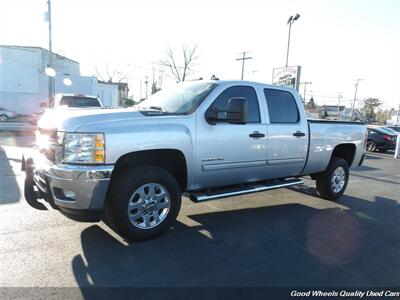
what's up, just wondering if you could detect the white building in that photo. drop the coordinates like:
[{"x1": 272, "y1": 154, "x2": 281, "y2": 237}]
[
  {"x1": 387, "y1": 112, "x2": 400, "y2": 126},
  {"x1": 0, "y1": 45, "x2": 118, "y2": 114}
]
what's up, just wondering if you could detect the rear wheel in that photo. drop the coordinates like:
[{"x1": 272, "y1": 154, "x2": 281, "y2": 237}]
[
  {"x1": 366, "y1": 141, "x2": 377, "y2": 152},
  {"x1": 106, "y1": 166, "x2": 181, "y2": 241},
  {"x1": 316, "y1": 158, "x2": 349, "y2": 201}
]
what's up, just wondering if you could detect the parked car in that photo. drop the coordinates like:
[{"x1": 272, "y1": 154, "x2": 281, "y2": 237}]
[
  {"x1": 379, "y1": 126, "x2": 399, "y2": 135},
  {"x1": 29, "y1": 94, "x2": 104, "y2": 125},
  {"x1": 23, "y1": 80, "x2": 366, "y2": 241},
  {"x1": 49, "y1": 93, "x2": 103, "y2": 109},
  {"x1": 0, "y1": 107, "x2": 17, "y2": 122},
  {"x1": 366, "y1": 127, "x2": 397, "y2": 152},
  {"x1": 388, "y1": 126, "x2": 400, "y2": 133}
]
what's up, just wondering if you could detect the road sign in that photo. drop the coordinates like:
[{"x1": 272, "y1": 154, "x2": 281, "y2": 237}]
[{"x1": 272, "y1": 66, "x2": 301, "y2": 91}]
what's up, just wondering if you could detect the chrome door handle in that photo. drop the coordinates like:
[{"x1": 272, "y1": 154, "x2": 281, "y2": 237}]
[
  {"x1": 249, "y1": 131, "x2": 265, "y2": 138},
  {"x1": 293, "y1": 131, "x2": 306, "y2": 137}
]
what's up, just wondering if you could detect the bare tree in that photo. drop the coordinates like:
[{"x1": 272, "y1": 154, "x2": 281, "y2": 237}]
[
  {"x1": 159, "y1": 45, "x2": 198, "y2": 82},
  {"x1": 95, "y1": 63, "x2": 128, "y2": 83}
]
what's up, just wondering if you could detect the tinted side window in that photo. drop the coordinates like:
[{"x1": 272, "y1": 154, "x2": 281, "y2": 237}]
[
  {"x1": 210, "y1": 86, "x2": 260, "y2": 123},
  {"x1": 264, "y1": 89, "x2": 299, "y2": 123}
]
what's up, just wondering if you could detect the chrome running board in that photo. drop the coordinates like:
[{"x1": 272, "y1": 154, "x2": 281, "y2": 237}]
[{"x1": 187, "y1": 178, "x2": 303, "y2": 203}]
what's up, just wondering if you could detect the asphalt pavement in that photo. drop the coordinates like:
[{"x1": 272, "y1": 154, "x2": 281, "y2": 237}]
[{"x1": 1, "y1": 133, "x2": 399, "y2": 291}]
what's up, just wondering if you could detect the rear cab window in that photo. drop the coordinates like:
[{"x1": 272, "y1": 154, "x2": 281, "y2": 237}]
[
  {"x1": 59, "y1": 96, "x2": 101, "y2": 108},
  {"x1": 263, "y1": 89, "x2": 299, "y2": 123}
]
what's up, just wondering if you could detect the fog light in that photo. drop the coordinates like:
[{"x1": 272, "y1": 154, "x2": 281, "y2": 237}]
[{"x1": 64, "y1": 190, "x2": 76, "y2": 200}]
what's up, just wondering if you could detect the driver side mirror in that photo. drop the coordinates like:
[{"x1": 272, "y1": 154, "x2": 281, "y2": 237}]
[
  {"x1": 226, "y1": 97, "x2": 248, "y2": 124},
  {"x1": 205, "y1": 97, "x2": 248, "y2": 125}
]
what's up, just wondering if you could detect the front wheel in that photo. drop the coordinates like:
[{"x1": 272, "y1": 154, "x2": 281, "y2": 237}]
[
  {"x1": 316, "y1": 158, "x2": 349, "y2": 201},
  {"x1": 106, "y1": 166, "x2": 182, "y2": 241}
]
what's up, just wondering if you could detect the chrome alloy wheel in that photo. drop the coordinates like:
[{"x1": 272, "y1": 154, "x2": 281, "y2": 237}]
[
  {"x1": 0, "y1": 115, "x2": 7, "y2": 122},
  {"x1": 366, "y1": 141, "x2": 376, "y2": 152},
  {"x1": 331, "y1": 166, "x2": 346, "y2": 193},
  {"x1": 127, "y1": 183, "x2": 171, "y2": 229}
]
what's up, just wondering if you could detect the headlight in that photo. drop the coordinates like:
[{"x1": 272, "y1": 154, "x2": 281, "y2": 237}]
[{"x1": 63, "y1": 133, "x2": 105, "y2": 164}]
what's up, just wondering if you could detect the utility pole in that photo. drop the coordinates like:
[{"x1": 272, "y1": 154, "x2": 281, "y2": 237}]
[
  {"x1": 236, "y1": 51, "x2": 253, "y2": 80},
  {"x1": 300, "y1": 81, "x2": 312, "y2": 103},
  {"x1": 144, "y1": 76, "x2": 149, "y2": 99},
  {"x1": 351, "y1": 78, "x2": 364, "y2": 120},
  {"x1": 286, "y1": 14, "x2": 300, "y2": 67},
  {"x1": 139, "y1": 80, "x2": 142, "y2": 100},
  {"x1": 47, "y1": 0, "x2": 54, "y2": 101},
  {"x1": 337, "y1": 93, "x2": 343, "y2": 120}
]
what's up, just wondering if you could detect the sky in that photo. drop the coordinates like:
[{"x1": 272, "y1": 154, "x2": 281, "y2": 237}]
[{"x1": 1, "y1": 0, "x2": 399, "y2": 109}]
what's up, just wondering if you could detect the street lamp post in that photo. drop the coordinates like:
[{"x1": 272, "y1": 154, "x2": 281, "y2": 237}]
[
  {"x1": 47, "y1": 0, "x2": 54, "y2": 101},
  {"x1": 286, "y1": 13, "x2": 300, "y2": 67}
]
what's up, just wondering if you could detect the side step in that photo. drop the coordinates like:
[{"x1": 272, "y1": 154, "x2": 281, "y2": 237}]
[{"x1": 187, "y1": 178, "x2": 303, "y2": 203}]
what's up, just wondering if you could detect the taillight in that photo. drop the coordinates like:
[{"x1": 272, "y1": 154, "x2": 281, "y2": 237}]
[{"x1": 383, "y1": 135, "x2": 391, "y2": 141}]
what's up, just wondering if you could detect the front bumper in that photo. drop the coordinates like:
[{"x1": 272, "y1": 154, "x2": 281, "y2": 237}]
[{"x1": 23, "y1": 149, "x2": 113, "y2": 211}]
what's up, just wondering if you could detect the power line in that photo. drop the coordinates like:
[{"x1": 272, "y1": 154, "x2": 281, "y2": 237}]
[{"x1": 236, "y1": 51, "x2": 253, "y2": 80}]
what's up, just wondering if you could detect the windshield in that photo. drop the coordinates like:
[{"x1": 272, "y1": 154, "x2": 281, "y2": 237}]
[
  {"x1": 138, "y1": 82, "x2": 218, "y2": 114},
  {"x1": 59, "y1": 96, "x2": 101, "y2": 108}
]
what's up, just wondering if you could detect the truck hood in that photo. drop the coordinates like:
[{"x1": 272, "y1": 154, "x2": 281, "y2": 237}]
[{"x1": 37, "y1": 107, "x2": 146, "y2": 132}]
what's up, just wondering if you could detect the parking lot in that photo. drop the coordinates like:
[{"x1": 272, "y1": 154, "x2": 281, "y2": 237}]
[{"x1": 1, "y1": 131, "x2": 400, "y2": 289}]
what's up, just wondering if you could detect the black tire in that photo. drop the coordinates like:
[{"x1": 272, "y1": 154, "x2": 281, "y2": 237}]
[
  {"x1": 106, "y1": 166, "x2": 182, "y2": 241},
  {"x1": 316, "y1": 157, "x2": 349, "y2": 201},
  {"x1": 366, "y1": 140, "x2": 377, "y2": 152},
  {"x1": 377, "y1": 148, "x2": 387, "y2": 153}
]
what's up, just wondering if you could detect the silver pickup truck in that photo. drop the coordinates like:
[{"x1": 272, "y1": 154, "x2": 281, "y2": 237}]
[{"x1": 23, "y1": 80, "x2": 366, "y2": 241}]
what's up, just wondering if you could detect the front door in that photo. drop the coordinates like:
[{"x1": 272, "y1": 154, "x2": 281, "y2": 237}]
[{"x1": 195, "y1": 85, "x2": 267, "y2": 189}]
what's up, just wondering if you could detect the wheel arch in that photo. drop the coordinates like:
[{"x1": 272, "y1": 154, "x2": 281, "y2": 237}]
[
  {"x1": 110, "y1": 149, "x2": 188, "y2": 192},
  {"x1": 330, "y1": 143, "x2": 356, "y2": 167}
]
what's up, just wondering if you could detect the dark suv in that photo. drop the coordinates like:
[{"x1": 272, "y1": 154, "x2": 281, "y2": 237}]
[{"x1": 366, "y1": 127, "x2": 397, "y2": 152}]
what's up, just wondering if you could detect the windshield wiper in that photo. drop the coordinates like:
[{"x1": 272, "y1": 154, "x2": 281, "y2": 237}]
[
  {"x1": 149, "y1": 106, "x2": 165, "y2": 111},
  {"x1": 142, "y1": 105, "x2": 167, "y2": 112}
]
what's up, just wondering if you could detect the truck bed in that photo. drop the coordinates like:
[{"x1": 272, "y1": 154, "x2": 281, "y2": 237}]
[
  {"x1": 301, "y1": 119, "x2": 366, "y2": 176},
  {"x1": 308, "y1": 118, "x2": 365, "y2": 125}
]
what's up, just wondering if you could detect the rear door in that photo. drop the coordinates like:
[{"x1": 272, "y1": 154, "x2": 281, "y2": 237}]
[{"x1": 263, "y1": 88, "x2": 308, "y2": 178}]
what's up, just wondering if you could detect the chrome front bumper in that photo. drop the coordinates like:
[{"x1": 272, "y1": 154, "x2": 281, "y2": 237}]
[{"x1": 24, "y1": 149, "x2": 113, "y2": 210}]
